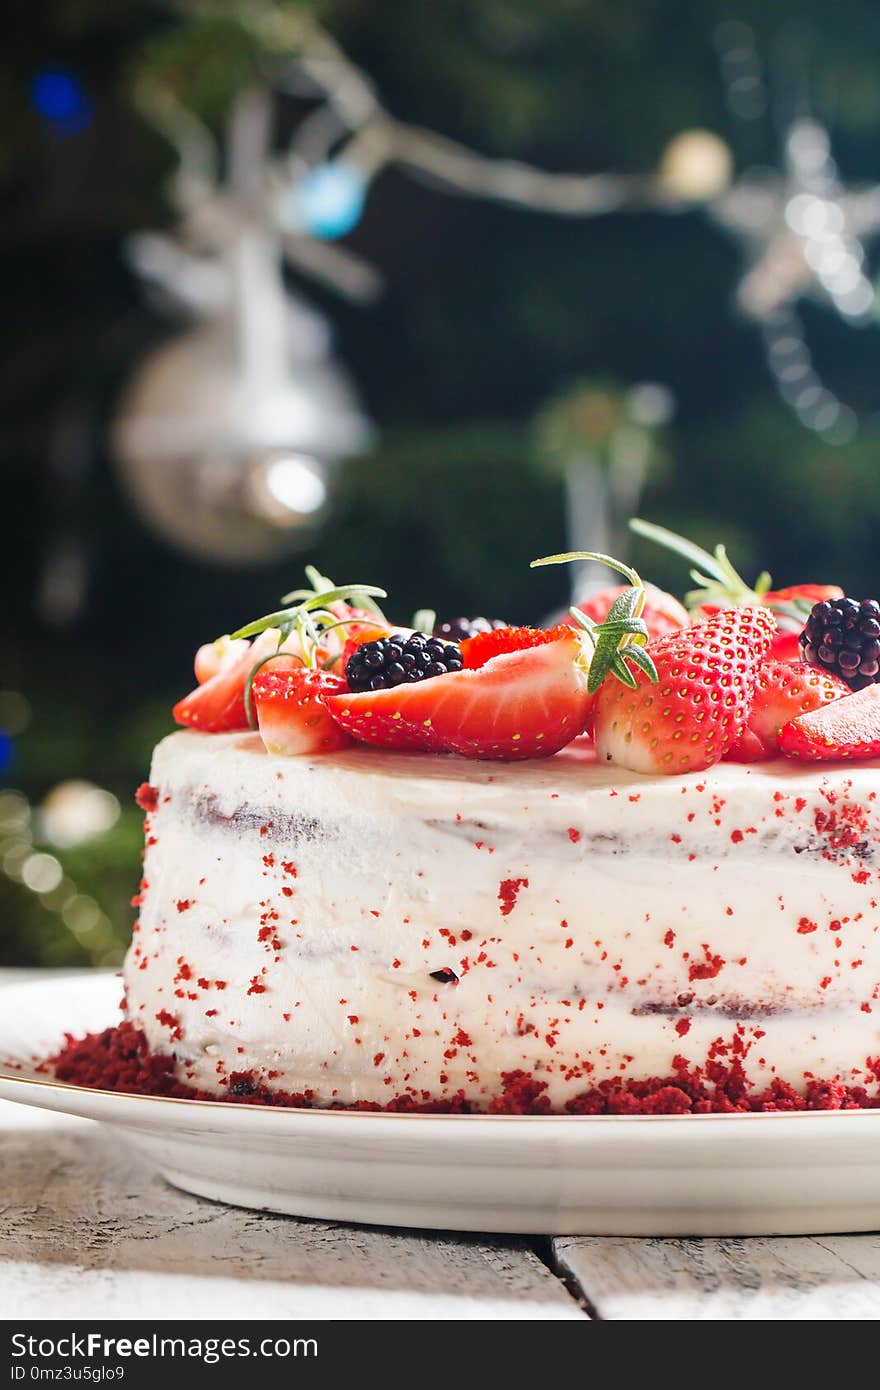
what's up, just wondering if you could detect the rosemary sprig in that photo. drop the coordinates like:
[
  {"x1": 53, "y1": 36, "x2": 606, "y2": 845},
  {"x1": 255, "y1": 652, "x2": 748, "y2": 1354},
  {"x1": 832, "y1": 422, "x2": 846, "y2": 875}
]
[
  {"x1": 629, "y1": 517, "x2": 767, "y2": 610},
  {"x1": 231, "y1": 583, "x2": 388, "y2": 642},
  {"x1": 531, "y1": 549, "x2": 659, "y2": 693},
  {"x1": 230, "y1": 568, "x2": 389, "y2": 729}
]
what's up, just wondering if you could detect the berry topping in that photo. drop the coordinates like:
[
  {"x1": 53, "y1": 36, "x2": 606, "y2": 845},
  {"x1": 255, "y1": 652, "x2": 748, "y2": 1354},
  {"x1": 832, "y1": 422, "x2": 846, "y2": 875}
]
[
  {"x1": 778, "y1": 683, "x2": 880, "y2": 762},
  {"x1": 252, "y1": 667, "x2": 352, "y2": 756},
  {"x1": 345, "y1": 631, "x2": 463, "y2": 691},
  {"x1": 593, "y1": 606, "x2": 776, "y2": 774},
  {"x1": 568, "y1": 583, "x2": 688, "y2": 641},
  {"x1": 175, "y1": 568, "x2": 389, "y2": 733},
  {"x1": 433, "y1": 616, "x2": 507, "y2": 643},
  {"x1": 328, "y1": 625, "x2": 595, "y2": 760},
  {"x1": 460, "y1": 624, "x2": 564, "y2": 669},
  {"x1": 725, "y1": 660, "x2": 851, "y2": 762},
  {"x1": 799, "y1": 597, "x2": 880, "y2": 691},
  {"x1": 630, "y1": 517, "x2": 843, "y2": 661},
  {"x1": 173, "y1": 628, "x2": 282, "y2": 732}
]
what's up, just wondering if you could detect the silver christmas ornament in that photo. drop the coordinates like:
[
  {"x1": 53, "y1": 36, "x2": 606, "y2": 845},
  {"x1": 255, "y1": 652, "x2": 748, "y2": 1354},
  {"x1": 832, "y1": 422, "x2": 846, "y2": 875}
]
[{"x1": 112, "y1": 228, "x2": 372, "y2": 565}]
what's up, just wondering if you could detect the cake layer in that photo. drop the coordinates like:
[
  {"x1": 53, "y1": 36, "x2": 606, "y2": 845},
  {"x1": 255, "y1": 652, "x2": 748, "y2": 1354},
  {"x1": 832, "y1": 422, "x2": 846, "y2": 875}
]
[{"x1": 123, "y1": 730, "x2": 880, "y2": 1107}]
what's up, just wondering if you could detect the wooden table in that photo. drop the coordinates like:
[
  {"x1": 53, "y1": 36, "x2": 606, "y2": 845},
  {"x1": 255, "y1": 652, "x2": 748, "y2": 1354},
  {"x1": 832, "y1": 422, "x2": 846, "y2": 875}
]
[{"x1": 2, "y1": 971, "x2": 879, "y2": 1320}]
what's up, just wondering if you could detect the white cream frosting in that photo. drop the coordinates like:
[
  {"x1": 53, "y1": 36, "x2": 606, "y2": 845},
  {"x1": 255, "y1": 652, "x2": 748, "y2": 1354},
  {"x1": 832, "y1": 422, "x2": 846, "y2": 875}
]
[{"x1": 123, "y1": 730, "x2": 880, "y2": 1106}]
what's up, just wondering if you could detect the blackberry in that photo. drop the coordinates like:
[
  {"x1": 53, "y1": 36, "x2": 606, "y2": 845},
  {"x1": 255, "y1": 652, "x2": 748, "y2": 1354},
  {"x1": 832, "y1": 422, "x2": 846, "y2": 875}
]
[
  {"x1": 345, "y1": 631, "x2": 463, "y2": 692},
  {"x1": 800, "y1": 596, "x2": 880, "y2": 690},
  {"x1": 433, "y1": 616, "x2": 507, "y2": 643}
]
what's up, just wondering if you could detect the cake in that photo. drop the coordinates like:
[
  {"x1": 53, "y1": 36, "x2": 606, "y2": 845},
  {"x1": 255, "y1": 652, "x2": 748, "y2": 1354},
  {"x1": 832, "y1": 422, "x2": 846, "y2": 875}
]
[
  {"x1": 52, "y1": 529, "x2": 880, "y2": 1111},
  {"x1": 122, "y1": 731, "x2": 880, "y2": 1110}
]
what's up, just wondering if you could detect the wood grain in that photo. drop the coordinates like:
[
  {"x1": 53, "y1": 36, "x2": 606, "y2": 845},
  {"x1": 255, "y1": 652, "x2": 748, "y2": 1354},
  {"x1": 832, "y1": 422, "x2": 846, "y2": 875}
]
[
  {"x1": 0, "y1": 1103, "x2": 585, "y2": 1320},
  {"x1": 553, "y1": 1235, "x2": 880, "y2": 1320},
  {"x1": 5, "y1": 971, "x2": 880, "y2": 1321}
]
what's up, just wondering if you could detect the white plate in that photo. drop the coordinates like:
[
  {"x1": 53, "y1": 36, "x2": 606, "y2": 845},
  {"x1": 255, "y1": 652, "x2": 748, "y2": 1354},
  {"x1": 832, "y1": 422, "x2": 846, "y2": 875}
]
[{"x1": 2, "y1": 972, "x2": 879, "y2": 1236}]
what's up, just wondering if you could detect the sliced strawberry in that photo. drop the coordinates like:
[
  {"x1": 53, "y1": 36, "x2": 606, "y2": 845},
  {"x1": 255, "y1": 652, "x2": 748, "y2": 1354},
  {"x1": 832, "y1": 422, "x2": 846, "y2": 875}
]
[
  {"x1": 778, "y1": 684, "x2": 880, "y2": 761},
  {"x1": 568, "y1": 583, "x2": 688, "y2": 642},
  {"x1": 194, "y1": 635, "x2": 251, "y2": 685},
  {"x1": 327, "y1": 627, "x2": 593, "y2": 760},
  {"x1": 460, "y1": 624, "x2": 565, "y2": 670},
  {"x1": 253, "y1": 668, "x2": 352, "y2": 756},
  {"x1": 173, "y1": 629, "x2": 281, "y2": 732},
  {"x1": 593, "y1": 607, "x2": 776, "y2": 775},
  {"x1": 725, "y1": 660, "x2": 851, "y2": 762}
]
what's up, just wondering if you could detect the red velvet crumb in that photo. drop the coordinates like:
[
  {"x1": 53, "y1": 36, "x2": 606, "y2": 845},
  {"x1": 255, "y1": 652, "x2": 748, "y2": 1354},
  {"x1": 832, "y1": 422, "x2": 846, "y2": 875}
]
[
  {"x1": 135, "y1": 783, "x2": 159, "y2": 813},
  {"x1": 46, "y1": 1026, "x2": 880, "y2": 1116}
]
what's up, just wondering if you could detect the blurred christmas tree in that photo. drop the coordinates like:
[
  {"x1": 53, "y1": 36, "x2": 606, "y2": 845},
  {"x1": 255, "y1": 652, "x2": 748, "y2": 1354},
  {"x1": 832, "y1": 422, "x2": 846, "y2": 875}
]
[{"x1": 5, "y1": 0, "x2": 880, "y2": 963}]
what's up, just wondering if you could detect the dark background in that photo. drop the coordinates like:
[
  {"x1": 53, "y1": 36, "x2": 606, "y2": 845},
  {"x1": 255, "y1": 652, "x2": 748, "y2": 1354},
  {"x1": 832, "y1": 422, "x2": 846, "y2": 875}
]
[{"x1": 4, "y1": 0, "x2": 880, "y2": 964}]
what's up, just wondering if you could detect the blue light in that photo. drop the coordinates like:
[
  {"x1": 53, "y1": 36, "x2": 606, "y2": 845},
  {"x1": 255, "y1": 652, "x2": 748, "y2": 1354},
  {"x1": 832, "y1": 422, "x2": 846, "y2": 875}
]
[
  {"x1": 0, "y1": 732, "x2": 13, "y2": 775},
  {"x1": 30, "y1": 67, "x2": 94, "y2": 136},
  {"x1": 296, "y1": 164, "x2": 366, "y2": 240}
]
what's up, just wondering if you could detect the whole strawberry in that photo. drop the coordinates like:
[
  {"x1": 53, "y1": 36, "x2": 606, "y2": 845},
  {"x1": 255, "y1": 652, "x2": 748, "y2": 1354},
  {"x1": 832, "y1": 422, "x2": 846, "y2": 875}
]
[{"x1": 593, "y1": 607, "x2": 776, "y2": 774}]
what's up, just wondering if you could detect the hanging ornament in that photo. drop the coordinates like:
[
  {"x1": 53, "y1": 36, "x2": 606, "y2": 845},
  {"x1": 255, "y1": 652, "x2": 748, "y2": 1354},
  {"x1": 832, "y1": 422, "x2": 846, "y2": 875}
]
[
  {"x1": 112, "y1": 86, "x2": 373, "y2": 565},
  {"x1": 113, "y1": 228, "x2": 371, "y2": 564},
  {"x1": 286, "y1": 162, "x2": 367, "y2": 239},
  {"x1": 119, "y1": 1, "x2": 880, "y2": 557}
]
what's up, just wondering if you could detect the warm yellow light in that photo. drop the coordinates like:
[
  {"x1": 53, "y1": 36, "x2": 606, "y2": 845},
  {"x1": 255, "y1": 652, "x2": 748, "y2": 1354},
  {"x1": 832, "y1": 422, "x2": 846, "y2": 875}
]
[{"x1": 660, "y1": 130, "x2": 733, "y2": 202}]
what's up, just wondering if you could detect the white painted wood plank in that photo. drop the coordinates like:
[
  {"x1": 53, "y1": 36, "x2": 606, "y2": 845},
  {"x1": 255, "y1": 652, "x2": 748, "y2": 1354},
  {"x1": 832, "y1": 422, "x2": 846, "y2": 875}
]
[
  {"x1": 0, "y1": 1101, "x2": 585, "y2": 1320},
  {"x1": 554, "y1": 1235, "x2": 880, "y2": 1320},
  {"x1": 0, "y1": 968, "x2": 93, "y2": 983}
]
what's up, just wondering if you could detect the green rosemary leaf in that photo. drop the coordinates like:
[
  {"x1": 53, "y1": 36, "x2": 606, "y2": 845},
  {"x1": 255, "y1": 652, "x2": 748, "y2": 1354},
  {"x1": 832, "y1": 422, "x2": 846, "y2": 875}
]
[
  {"x1": 603, "y1": 585, "x2": 642, "y2": 625},
  {"x1": 232, "y1": 611, "x2": 295, "y2": 640},
  {"x1": 279, "y1": 587, "x2": 316, "y2": 604},
  {"x1": 231, "y1": 584, "x2": 388, "y2": 640},
  {"x1": 568, "y1": 607, "x2": 597, "y2": 627},
  {"x1": 768, "y1": 597, "x2": 812, "y2": 625},
  {"x1": 587, "y1": 639, "x2": 617, "y2": 694},
  {"x1": 713, "y1": 544, "x2": 752, "y2": 600},
  {"x1": 610, "y1": 651, "x2": 638, "y2": 688},
  {"x1": 568, "y1": 608, "x2": 599, "y2": 647},
  {"x1": 622, "y1": 643, "x2": 659, "y2": 683},
  {"x1": 593, "y1": 618, "x2": 650, "y2": 640},
  {"x1": 531, "y1": 550, "x2": 640, "y2": 587},
  {"x1": 304, "y1": 564, "x2": 333, "y2": 593},
  {"x1": 753, "y1": 570, "x2": 773, "y2": 596},
  {"x1": 629, "y1": 518, "x2": 728, "y2": 585}
]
